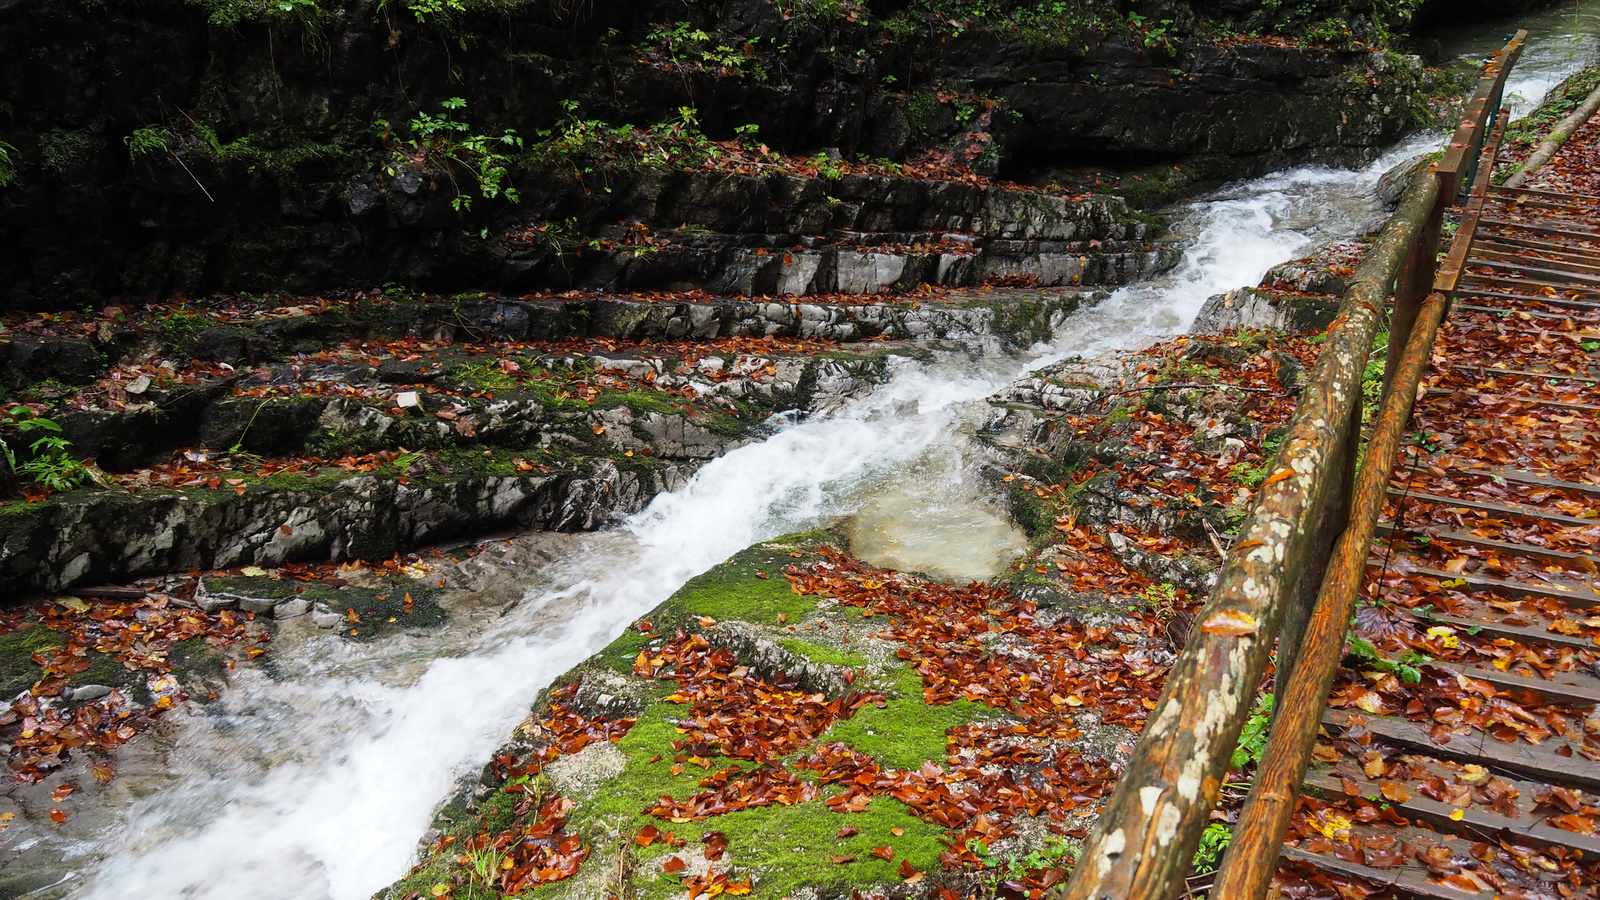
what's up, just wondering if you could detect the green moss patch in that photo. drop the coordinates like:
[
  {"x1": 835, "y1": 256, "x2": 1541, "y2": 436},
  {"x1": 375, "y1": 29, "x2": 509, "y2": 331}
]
[
  {"x1": 822, "y1": 667, "x2": 994, "y2": 771},
  {"x1": 389, "y1": 531, "x2": 1027, "y2": 899}
]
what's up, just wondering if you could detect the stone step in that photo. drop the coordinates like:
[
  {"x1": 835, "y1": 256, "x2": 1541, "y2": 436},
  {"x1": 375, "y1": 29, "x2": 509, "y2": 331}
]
[
  {"x1": 502, "y1": 227, "x2": 1179, "y2": 295},
  {"x1": 566, "y1": 169, "x2": 1157, "y2": 246},
  {"x1": 55, "y1": 349, "x2": 890, "y2": 471},
  {"x1": 0, "y1": 287, "x2": 1107, "y2": 394}
]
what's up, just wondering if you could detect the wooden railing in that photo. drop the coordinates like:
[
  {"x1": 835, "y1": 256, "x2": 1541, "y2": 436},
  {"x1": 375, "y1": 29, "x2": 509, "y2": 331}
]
[{"x1": 1059, "y1": 30, "x2": 1527, "y2": 900}]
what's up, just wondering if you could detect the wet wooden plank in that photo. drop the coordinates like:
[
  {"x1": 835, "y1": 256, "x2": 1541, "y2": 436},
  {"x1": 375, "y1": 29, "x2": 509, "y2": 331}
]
[
  {"x1": 1447, "y1": 414, "x2": 1600, "y2": 437},
  {"x1": 1364, "y1": 560, "x2": 1600, "y2": 608},
  {"x1": 1279, "y1": 845, "x2": 1491, "y2": 900},
  {"x1": 1423, "y1": 610, "x2": 1600, "y2": 655},
  {"x1": 1489, "y1": 466, "x2": 1600, "y2": 498},
  {"x1": 1454, "y1": 290, "x2": 1600, "y2": 314},
  {"x1": 1304, "y1": 770, "x2": 1600, "y2": 856},
  {"x1": 1484, "y1": 194, "x2": 1600, "y2": 217},
  {"x1": 1474, "y1": 234, "x2": 1600, "y2": 266},
  {"x1": 1441, "y1": 312, "x2": 1600, "y2": 341},
  {"x1": 1490, "y1": 184, "x2": 1600, "y2": 205},
  {"x1": 1467, "y1": 254, "x2": 1600, "y2": 284},
  {"x1": 1461, "y1": 268, "x2": 1600, "y2": 294},
  {"x1": 1386, "y1": 488, "x2": 1600, "y2": 528},
  {"x1": 1412, "y1": 463, "x2": 1600, "y2": 499},
  {"x1": 1451, "y1": 663, "x2": 1600, "y2": 709},
  {"x1": 1453, "y1": 301, "x2": 1594, "y2": 320},
  {"x1": 1376, "y1": 520, "x2": 1600, "y2": 568},
  {"x1": 1445, "y1": 362, "x2": 1600, "y2": 384},
  {"x1": 1479, "y1": 215, "x2": 1600, "y2": 240},
  {"x1": 1424, "y1": 385, "x2": 1600, "y2": 414},
  {"x1": 1472, "y1": 246, "x2": 1600, "y2": 277},
  {"x1": 1322, "y1": 709, "x2": 1600, "y2": 792}
]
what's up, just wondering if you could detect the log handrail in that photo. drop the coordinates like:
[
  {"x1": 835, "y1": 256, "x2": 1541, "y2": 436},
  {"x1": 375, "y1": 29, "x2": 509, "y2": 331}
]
[{"x1": 1058, "y1": 30, "x2": 1526, "y2": 900}]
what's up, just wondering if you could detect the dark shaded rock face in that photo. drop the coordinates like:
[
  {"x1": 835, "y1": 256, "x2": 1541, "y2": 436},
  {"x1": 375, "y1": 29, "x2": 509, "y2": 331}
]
[
  {"x1": 0, "y1": 459, "x2": 682, "y2": 593},
  {"x1": 0, "y1": 0, "x2": 1455, "y2": 309}
]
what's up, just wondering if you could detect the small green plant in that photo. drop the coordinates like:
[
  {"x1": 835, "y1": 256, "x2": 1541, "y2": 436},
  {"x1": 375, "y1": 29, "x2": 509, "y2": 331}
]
[
  {"x1": 463, "y1": 844, "x2": 505, "y2": 891},
  {"x1": 1348, "y1": 635, "x2": 1429, "y2": 683},
  {"x1": 1157, "y1": 359, "x2": 1222, "y2": 385},
  {"x1": 1193, "y1": 822, "x2": 1232, "y2": 875},
  {"x1": 379, "y1": 97, "x2": 523, "y2": 211},
  {"x1": 454, "y1": 361, "x2": 519, "y2": 393},
  {"x1": 192, "y1": 0, "x2": 326, "y2": 29},
  {"x1": 973, "y1": 834, "x2": 1077, "y2": 886},
  {"x1": 1139, "y1": 582, "x2": 1180, "y2": 617},
  {"x1": 807, "y1": 152, "x2": 845, "y2": 180},
  {"x1": 532, "y1": 102, "x2": 719, "y2": 184},
  {"x1": 157, "y1": 309, "x2": 214, "y2": 347},
  {"x1": 734, "y1": 123, "x2": 763, "y2": 153},
  {"x1": 1229, "y1": 460, "x2": 1268, "y2": 489},
  {"x1": 2, "y1": 408, "x2": 90, "y2": 492},
  {"x1": 1360, "y1": 331, "x2": 1388, "y2": 425},
  {"x1": 389, "y1": 0, "x2": 465, "y2": 22},
  {"x1": 127, "y1": 126, "x2": 175, "y2": 162},
  {"x1": 642, "y1": 21, "x2": 756, "y2": 76},
  {"x1": 0, "y1": 139, "x2": 17, "y2": 188},
  {"x1": 1230, "y1": 692, "x2": 1273, "y2": 769}
]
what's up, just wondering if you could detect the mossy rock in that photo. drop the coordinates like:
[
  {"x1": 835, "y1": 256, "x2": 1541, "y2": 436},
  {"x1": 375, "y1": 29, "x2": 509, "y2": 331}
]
[
  {"x1": 0, "y1": 617, "x2": 222, "y2": 705},
  {"x1": 202, "y1": 573, "x2": 445, "y2": 640},
  {"x1": 386, "y1": 531, "x2": 1012, "y2": 900}
]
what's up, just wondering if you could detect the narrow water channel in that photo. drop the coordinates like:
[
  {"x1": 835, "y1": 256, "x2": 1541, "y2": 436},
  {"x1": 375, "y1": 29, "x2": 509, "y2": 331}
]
[{"x1": 36, "y1": 17, "x2": 1600, "y2": 899}]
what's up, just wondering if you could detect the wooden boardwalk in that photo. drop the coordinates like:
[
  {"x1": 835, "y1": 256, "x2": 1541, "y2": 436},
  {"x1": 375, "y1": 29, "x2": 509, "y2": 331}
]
[{"x1": 1280, "y1": 181, "x2": 1600, "y2": 897}]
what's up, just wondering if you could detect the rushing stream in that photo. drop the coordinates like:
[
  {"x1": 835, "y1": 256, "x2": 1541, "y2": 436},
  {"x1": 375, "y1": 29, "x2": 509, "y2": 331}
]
[{"x1": 26, "y1": 16, "x2": 1600, "y2": 900}]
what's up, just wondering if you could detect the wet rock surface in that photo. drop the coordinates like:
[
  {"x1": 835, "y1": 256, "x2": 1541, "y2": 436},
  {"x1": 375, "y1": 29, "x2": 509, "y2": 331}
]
[
  {"x1": 0, "y1": 278, "x2": 1125, "y2": 595},
  {"x1": 0, "y1": 0, "x2": 1461, "y2": 308}
]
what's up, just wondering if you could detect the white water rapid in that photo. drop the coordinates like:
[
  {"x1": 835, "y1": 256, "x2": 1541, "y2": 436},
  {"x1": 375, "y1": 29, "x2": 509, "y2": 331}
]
[{"x1": 41, "y1": 19, "x2": 1600, "y2": 898}]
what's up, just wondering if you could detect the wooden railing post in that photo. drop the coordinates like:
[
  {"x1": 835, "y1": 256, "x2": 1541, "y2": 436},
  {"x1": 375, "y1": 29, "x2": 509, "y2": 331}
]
[
  {"x1": 1058, "y1": 31, "x2": 1525, "y2": 900},
  {"x1": 1382, "y1": 195, "x2": 1444, "y2": 394},
  {"x1": 1206, "y1": 49, "x2": 1520, "y2": 900},
  {"x1": 1058, "y1": 175, "x2": 1439, "y2": 900}
]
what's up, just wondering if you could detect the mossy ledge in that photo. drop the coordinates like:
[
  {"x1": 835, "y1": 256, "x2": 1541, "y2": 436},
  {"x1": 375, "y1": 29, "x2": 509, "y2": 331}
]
[
  {"x1": 380, "y1": 528, "x2": 1158, "y2": 896},
  {"x1": 0, "y1": 455, "x2": 687, "y2": 596},
  {"x1": 378, "y1": 532, "x2": 1068, "y2": 900}
]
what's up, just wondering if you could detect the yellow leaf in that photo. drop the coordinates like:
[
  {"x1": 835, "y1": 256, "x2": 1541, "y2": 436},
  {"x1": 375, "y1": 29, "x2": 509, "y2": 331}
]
[
  {"x1": 1450, "y1": 808, "x2": 1465, "y2": 821},
  {"x1": 241, "y1": 566, "x2": 268, "y2": 577},
  {"x1": 1308, "y1": 813, "x2": 1353, "y2": 840},
  {"x1": 1201, "y1": 609, "x2": 1258, "y2": 637}
]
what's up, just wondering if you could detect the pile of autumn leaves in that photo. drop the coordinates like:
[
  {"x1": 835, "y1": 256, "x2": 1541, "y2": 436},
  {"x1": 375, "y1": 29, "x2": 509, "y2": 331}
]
[{"x1": 0, "y1": 589, "x2": 256, "y2": 786}]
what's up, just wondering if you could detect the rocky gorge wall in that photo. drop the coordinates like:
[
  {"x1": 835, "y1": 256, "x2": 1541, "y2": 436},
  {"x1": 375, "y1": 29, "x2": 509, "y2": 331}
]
[{"x1": 0, "y1": 0, "x2": 1467, "y2": 309}]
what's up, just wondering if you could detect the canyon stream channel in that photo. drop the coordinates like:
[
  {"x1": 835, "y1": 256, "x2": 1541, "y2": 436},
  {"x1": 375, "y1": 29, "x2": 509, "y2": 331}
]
[{"x1": 21, "y1": 10, "x2": 1600, "y2": 898}]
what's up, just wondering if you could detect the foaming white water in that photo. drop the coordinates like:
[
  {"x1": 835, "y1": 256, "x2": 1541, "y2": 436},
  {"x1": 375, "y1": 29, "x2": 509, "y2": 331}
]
[
  {"x1": 1023, "y1": 134, "x2": 1442, "y2": 365},
  {"x1": 70, "y1": 357, "x2": 1025, "y2": 900},
  {"x1": 61, "y1": 128, "x2": 1507, "y2": 900}
]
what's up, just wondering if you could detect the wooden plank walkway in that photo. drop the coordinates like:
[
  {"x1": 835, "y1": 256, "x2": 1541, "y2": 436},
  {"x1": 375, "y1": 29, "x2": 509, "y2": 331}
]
[{"x1": 1282, "y1": 179, "x2": 1600, "y2": 897}]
